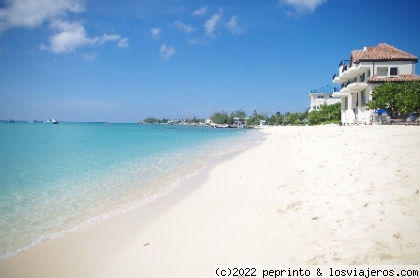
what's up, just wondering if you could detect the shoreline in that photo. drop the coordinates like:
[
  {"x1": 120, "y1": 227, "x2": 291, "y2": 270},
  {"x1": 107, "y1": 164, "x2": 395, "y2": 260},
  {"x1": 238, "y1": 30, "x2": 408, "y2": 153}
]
[
  {"x1": 0, "y1": 137, "x2": 261, "y2": 274},
  {"x1": 1, "y1": 126, "x2": 419, "y2": 277},
  {"x1": 0, "y1": 124, "x2": 261, "y2": 261}
]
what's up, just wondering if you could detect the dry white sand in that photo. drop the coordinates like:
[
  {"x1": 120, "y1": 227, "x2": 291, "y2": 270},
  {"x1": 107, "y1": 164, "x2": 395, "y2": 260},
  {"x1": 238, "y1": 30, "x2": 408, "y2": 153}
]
[{"x1": 0, "y1": 125, "x2": 419, "y2": 277}]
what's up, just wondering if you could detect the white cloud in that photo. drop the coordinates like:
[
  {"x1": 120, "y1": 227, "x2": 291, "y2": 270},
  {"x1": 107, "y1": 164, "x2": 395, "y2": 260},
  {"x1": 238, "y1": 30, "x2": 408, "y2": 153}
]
[
  {"x1": 225, "y1": 16, "x2": 244, "y2": 35},
  {"x1": 41, "y1": 20, "x2": 128, "y2": 54},
  {"x1": 1, "y1": 0, "x2": 128, "y2": 55},
  {"x1": 83, "y1": 52, "x2": 97, "y2": 61},
  {"x1": 173, "y1": 20, "x2": 195, "y2": 33},
  {"x1": 98, "y1": 34, "x2": 120, "y2": 44},
  {"x1": 187, "y1": 37, "x2": 205, "y2": 45},
  {"x1": 42, "y1": 20, "x2": 92, "y2": 53},
  {"x1": 193, "y1": 6, "x2": 207, "y2": 16},
  {"x1": 96, "y1": 33, "x2": 128, "y2": 47},
  {"x1": 150, "y1": 28, "x2": 160, "y2": 39},
  {"x1": 118, "y1": 37, "x2": 129, "y2": 48},
  {"x1": 204, "y1": 10, "x2": 223, "y2": 37},
  {"x1": 0, "y1": 0, "x2": 85, "y2": 33},
  {"x1": 160, "y1": 44, "x2": 175, "y2": 60},
  {"x1": 279, "y1": 0, "x2": 327, "y2": 14}
]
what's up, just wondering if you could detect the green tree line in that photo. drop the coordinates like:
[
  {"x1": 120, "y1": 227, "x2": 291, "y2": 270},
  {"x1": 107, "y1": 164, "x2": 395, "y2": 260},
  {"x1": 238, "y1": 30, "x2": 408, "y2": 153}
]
[
  {"x1": 209, "y1": 105, "x2": 342, "y2": 126},
  {"x1": 142, "y1": 116, "x2": 204, "y2": 124},
  {"x1": 210, "y1": 109, "x2": 311, "y2": 126},
  {"x1": 143, "y1": 105, "x2": 342, "y2": 126}
]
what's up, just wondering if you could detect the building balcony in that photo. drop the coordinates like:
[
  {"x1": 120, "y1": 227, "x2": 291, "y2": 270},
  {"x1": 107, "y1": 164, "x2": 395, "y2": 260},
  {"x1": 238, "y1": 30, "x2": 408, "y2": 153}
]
[
  {"x1": 347, "y1": 82, "x2": 368, "y2": 91},
  {"x1": 332, "y1": 73, "x2": 344, "y2": 84},
  {"x1": 341, "y1": 87, "x2": 353, "y2": 94},
  {"x1": 332, "y1": 91, "x2": 350, "y2": 97},
  {"x1": 348, "y1": 64, "x2": 370, "y2": 76},
  {"x1": 340, "y1": 68, "x2": 353, "y2": 80},
  {"x1": 339, "y1": 75, "x2": 368, "y2": 94},
  {"x1": 335, "y1": 60, "x2": 370, "y2": 82},
  {"x1": 332, "y1": 85, "x2": 352, "y2": 97},
  {"x1": 339, "y1": 60, "x2": 350, "y2": 68}
]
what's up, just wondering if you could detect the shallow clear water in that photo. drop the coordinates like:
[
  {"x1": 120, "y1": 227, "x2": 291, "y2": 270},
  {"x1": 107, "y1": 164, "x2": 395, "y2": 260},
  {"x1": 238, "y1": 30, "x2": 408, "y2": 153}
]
[{"x1": 0, "y1": 122, "x2": 263, "y2": 259}]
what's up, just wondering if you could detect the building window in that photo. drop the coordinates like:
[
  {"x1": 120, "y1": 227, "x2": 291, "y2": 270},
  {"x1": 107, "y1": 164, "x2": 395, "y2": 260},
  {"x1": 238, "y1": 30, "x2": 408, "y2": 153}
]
[
  {"x1": 390, "y1": 67, "x2": 398, "y2": 76},
  {"x1": 377, "y1": 67, "x2": 388, "y2": 76},
  {"x1": 317, "y1": 95, "x2": 324, "y2": 99},
  {"x1": 361, "y1": 91, "x2": 367, "y2": 105}
]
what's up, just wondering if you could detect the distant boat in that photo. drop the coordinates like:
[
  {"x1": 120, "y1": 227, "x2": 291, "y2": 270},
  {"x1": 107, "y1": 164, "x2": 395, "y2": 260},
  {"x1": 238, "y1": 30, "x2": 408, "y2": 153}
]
[
  {"x1": 45, "y1": 118, "x2": 58, "y2": 124},
  {"x1": 212, "y1": 124, "x2": 234, "y2": 128},
  {"x1": 6, "y1": 119, "x2": 15, "y2": 123}
]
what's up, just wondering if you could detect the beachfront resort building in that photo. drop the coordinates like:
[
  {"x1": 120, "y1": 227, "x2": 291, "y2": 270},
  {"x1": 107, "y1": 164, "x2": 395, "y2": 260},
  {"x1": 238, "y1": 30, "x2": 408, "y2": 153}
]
[
  {"x1": 332, "y1": 43, "x2": 420, "y2": 124},
  {"x1": 308, "y1": 85, "x2": 341, "y2": 112}
]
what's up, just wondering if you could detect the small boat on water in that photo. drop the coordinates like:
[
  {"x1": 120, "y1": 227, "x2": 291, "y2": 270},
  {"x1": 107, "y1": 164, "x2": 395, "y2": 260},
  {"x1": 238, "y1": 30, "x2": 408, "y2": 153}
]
[
  {"x1": 212, "y1": 124, "x2": 232, "y2": 128},
  {"x1": 212, "y1": 124, "x2": 244, "y2": 128},
  {"x1": 45, "y1": 118, "x2": 58, "y2": 124},
  {"x1": 6, "y1": 119, "x2": 15, "y2": 123}
]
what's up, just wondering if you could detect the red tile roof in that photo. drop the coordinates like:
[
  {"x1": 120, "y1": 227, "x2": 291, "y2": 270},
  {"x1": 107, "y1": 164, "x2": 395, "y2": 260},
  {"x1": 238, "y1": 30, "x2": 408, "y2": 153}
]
[
  {"x1": 352, "y1": 43, "x2": 418, "y2": 63},
  {"x1": 368, "y1": 74, "x2": 420, "y2": 83}
]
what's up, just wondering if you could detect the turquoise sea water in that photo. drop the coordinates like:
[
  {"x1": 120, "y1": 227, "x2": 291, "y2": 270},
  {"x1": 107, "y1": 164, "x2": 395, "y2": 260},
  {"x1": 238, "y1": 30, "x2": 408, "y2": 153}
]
[{"x1": 0, "y1": 122, "x2": 263, "y2": 260}]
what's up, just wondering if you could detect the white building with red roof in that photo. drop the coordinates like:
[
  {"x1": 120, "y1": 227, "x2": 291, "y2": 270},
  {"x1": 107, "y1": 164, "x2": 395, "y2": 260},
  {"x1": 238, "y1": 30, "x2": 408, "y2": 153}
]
[{"x1": 332, "y1": 43, "x2": 420, "y2": 124}]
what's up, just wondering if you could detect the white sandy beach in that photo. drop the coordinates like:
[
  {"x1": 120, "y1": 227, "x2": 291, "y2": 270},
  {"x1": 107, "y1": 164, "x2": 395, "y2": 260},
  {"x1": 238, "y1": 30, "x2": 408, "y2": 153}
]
[{"x1": 0, "y1": 125, "x2": 419, "y2": 277}]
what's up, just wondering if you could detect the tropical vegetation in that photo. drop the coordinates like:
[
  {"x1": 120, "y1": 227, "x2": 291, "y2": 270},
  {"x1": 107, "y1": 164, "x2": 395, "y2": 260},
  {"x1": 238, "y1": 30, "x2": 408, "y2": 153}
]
[
  {"x1": 209, "y1": 105, "x2": 342, "y2": 126},
  {"x1": 367, "y1": 81, "x2": 420, "y2": 118},
  {"x1": 142, "y1": 116, "x2": 203, "y2": 124},
  {"x1": 142, "y1": 104, "x2": 344, "y2": 126},
  {"x1": 209, "y1": 109, "x2": 310, "y2": 126},
  {"x1": 307, "y1": 103, "x2": 341, "y2": 125}
]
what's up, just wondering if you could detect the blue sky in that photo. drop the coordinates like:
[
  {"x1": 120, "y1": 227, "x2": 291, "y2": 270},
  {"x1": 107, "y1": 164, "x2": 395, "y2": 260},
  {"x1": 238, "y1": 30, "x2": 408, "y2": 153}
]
[{"x1": 1, "y1": 0, "x2": 420, "y2": 122}]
